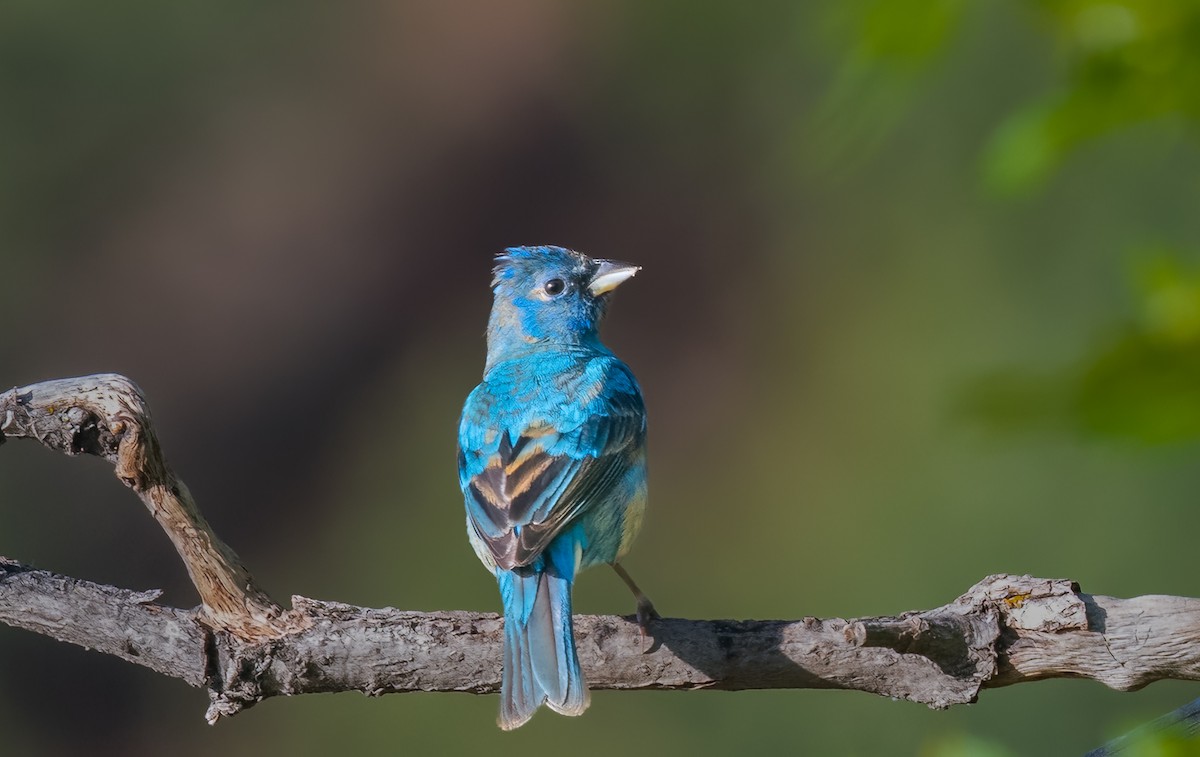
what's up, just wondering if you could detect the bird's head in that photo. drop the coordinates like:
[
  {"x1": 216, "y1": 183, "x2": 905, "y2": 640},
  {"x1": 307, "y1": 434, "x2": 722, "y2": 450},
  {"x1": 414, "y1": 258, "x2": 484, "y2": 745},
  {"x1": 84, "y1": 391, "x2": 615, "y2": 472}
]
[{"x1": 486, "y1": 245, "x2": 640, "y2": 363}]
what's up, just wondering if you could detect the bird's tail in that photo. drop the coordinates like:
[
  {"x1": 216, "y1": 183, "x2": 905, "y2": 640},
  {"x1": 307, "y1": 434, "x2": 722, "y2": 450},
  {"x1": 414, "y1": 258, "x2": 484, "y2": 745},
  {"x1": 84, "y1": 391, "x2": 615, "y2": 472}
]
[{"x1": 496, "y1": 552, "x2": 588, "y2": 730}]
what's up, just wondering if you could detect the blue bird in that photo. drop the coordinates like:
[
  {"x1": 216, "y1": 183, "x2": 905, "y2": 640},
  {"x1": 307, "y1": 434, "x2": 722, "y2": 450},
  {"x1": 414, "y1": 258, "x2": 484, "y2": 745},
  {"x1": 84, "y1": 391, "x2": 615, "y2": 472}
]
[{"x1": 458, "y1": 245, "x2": 655, "y2": 730}]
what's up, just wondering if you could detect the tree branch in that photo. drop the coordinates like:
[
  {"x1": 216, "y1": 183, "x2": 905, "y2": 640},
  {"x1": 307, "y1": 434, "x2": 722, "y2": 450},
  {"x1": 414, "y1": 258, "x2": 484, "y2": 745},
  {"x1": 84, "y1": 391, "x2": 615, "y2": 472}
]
[
  {"x1": 3, "y1": 375, "x2": 1200, "y2": 737},
  {"x1": 3, "y1": 556, "x2": 1200, "y2": 725},
  {"x1": 0, "y1": 374, "x2": 302, "y2": 639}
]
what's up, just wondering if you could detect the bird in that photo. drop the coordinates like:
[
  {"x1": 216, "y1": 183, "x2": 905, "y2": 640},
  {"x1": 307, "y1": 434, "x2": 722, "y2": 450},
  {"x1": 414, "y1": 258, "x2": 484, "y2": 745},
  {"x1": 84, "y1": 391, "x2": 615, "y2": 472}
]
[{"x1": 457, "y1": 245, "x2": 655, "y2": 730}]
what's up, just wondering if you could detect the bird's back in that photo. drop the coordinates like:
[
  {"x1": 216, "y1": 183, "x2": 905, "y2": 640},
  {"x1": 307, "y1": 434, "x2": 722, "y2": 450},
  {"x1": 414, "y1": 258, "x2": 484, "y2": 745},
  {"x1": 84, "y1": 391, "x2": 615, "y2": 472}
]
[{"x1": 458, "y1": 346, "x2": 646, "y2": 572}]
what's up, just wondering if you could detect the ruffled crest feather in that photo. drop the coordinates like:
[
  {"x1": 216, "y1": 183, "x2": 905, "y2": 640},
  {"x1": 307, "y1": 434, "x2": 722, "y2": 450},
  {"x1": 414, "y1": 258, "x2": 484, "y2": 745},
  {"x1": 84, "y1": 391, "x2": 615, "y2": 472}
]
[{"x1": 492, "y1": 246, "x2": 589, "y2": 289}]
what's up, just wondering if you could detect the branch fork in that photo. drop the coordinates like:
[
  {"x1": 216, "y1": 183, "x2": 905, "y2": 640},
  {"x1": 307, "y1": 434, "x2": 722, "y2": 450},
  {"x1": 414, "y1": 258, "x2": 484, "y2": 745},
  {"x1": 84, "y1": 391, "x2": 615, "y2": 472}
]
[{"x1": 1, "y1": 374, "x2": 302, "y2": 639}]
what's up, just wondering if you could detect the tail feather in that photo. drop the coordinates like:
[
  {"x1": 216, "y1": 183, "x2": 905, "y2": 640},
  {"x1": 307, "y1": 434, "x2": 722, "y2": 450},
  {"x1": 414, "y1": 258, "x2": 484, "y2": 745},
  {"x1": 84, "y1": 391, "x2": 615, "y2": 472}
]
[
  {"x1": 501, "y1": 601, "x2": 538, "y2": 728},
  {"x1": 498, "y1": 559, "x2": 588, "y2": 729}
]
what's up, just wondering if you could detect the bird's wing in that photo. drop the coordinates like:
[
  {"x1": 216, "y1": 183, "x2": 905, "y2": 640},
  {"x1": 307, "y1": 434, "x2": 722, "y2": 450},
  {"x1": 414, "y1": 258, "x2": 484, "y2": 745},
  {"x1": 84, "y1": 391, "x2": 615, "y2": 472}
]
[{"x1": 459, "y1": 361, "x2": 644, "y2": 571}]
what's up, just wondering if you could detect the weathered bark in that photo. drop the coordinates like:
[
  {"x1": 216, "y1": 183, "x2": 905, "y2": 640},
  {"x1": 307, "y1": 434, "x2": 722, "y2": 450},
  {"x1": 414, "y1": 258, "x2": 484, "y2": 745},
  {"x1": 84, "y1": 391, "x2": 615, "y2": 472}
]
[
  {"x1": 2, "y1": 374, "x2": 1199, "y2": 749},
  {"x1": 0, "y1": 374, "x2": 302, "y2": 639},
  {"x1": 2, "y1": 557, "x2": 1199, "y2": 727},
  {"x1": 0, "y1": 559, "x2": 204, "y2": 685}
]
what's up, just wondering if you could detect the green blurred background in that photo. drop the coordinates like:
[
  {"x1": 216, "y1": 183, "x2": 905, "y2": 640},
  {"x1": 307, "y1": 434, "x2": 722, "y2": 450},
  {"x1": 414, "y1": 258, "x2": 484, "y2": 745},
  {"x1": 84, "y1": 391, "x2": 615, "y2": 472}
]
[{"x1": 3, "y1": 1, "x2": 1200, "y2": 754}]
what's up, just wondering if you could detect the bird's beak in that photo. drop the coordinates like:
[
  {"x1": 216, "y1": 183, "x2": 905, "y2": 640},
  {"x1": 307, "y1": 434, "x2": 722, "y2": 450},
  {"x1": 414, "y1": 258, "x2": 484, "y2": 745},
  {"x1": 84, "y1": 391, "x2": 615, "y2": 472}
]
[{"x1": 589, "y1": 259, "x2": 641, "y2": 296}]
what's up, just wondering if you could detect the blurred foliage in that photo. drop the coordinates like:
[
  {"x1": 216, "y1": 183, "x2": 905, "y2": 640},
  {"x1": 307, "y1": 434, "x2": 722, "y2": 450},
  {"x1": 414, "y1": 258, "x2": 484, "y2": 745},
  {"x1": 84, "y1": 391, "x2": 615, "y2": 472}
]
[
  {"x1": 964, "y1": 249, "x2": 1200, "y2": 444},
  {"x1": 813, "y1": 0, "x2": 966, "y2": 168},
  {"x1": 984, "y1": 0, "x2": 1200, "y2": 192},
  {"x1": 826, "y1": 0, "x2": 1200, "y2": 192},
  {"x1": 831, "y1": 0, "x2": 1200, "y2": 445},
  {"x1": 1111, "y1": 726, "x2": 1200, "y2": 757}
]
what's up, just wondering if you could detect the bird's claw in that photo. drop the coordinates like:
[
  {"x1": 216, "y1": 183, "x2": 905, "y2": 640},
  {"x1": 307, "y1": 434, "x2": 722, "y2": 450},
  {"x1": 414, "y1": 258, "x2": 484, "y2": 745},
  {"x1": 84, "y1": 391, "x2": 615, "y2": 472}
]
[
  {"x1": 636, "y1": 597, "x2": 661, "y2": 631},
  {"x1": 634, "y1": 597, "x2": 660, "y2": 651}
]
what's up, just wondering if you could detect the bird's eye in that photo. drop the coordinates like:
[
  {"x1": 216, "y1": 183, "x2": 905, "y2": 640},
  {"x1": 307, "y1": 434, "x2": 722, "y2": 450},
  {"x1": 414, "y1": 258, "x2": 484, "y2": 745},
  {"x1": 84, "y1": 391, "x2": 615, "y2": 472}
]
[{"x1": 544, "y1": 278, "x2": 566, "y2": 297}]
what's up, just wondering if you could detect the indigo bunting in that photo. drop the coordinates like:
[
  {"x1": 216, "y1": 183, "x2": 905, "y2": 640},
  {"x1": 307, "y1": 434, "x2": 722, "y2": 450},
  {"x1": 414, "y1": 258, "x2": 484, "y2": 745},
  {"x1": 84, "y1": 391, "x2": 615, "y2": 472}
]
[{"x1": 458, "y1": 245, "x2": 654, "y2": 730}]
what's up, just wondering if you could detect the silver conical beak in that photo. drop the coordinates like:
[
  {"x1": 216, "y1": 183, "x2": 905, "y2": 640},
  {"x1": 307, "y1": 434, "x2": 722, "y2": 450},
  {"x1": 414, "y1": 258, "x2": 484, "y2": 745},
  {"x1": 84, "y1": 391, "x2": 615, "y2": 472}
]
[{"x1": 588, "y1": 259, "x2": 641, "y2": 296}]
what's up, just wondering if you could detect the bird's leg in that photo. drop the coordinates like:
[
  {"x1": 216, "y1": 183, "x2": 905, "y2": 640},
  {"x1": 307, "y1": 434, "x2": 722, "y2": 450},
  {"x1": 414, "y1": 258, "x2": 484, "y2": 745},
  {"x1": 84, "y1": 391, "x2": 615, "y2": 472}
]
[{"x1": 611, "y1": 562, "x2": 659, "y2": 636}]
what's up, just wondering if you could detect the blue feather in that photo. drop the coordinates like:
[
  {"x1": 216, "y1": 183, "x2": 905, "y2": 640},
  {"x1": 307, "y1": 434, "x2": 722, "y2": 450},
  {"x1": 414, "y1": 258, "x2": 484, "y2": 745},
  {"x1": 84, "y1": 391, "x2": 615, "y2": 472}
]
[{"x1": 457, "y1": 246, "x2": 648, "y2": 728}]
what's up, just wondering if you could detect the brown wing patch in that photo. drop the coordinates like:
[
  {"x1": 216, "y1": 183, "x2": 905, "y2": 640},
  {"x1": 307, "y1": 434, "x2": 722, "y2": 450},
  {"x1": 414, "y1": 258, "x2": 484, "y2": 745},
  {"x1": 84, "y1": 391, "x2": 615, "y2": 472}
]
[
  {"x1": 467, "y1": 402, "x2": 643, "y2": 570},
  {"x1": 467, "y1": 429, "x2": 578, "y2": 568},
  {"x1": 508, "y1": 452, "x2": 626, "y2": 566}
]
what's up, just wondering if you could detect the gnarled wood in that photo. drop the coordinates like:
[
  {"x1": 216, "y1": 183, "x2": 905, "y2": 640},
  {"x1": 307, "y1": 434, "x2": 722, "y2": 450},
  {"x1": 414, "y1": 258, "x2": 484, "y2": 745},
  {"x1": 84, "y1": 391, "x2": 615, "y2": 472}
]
[
  {"x1": 2, "y1": 558, "x2": 1199, "y2": 727},
  {"x1": 0, "y1": 375, "x2": 302, "y2": 638}
]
